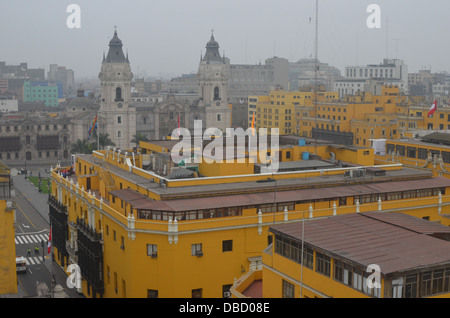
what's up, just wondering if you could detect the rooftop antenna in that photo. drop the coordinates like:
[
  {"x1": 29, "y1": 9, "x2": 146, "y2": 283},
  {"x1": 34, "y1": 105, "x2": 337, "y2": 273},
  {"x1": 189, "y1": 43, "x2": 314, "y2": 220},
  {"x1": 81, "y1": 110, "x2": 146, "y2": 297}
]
[
  {"x1": 395, "y1": 38, "x2": 401, "y2": 59},
  {"x1": 313, "y1": 0, "x2": 319, "y2": 159},
  {"x1": 305, "y1": 1, "x2": 319, "y2": 300},
  {"x1": 385, "y1": 18, "x2": 389, "y2": 59},
  {"x1": 245, "y1": 37, "x2": 248, "y2": 64}
]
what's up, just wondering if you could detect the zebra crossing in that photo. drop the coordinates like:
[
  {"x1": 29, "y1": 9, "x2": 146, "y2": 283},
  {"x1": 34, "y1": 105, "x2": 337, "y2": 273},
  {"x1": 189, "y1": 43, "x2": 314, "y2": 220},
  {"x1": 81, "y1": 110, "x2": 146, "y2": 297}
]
[
  {"x1": 24, "y1": 256, "x2": 44, "y2": 266},
  {"x1": 15, "y1": 233, "x2": 49, "y2": 245}
]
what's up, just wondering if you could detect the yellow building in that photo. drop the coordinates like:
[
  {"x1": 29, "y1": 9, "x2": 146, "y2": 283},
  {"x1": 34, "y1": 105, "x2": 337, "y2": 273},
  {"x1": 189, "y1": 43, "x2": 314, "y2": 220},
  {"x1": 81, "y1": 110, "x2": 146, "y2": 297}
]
[
  {"x1": 49, "y1": 136, "x2": 450, "y2": 298},
  {"x1": 373, "y1": 132, "x2": 450, "y2": 180},
  {"x1": 293, "y1": 85, "x2": 433, "y2": 148},
  {"x1": 250, "y1": 90, "x2": 339, "y2": 136},
  {"x1": 252, "y1": 85, "x2": 450, "y2": 151},
  {"x1": 0, "y1": 162, "x2": 17, "y2": 295},
  {"x1": 262, "y1": 212, "x2": 450, "y2": 298}
]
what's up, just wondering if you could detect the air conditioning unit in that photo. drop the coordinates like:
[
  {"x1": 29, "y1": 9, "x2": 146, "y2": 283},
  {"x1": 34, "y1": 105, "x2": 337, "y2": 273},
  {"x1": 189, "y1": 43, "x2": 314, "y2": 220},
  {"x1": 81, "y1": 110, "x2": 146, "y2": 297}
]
[{"x1": 196, "y1": 251, "x2": 203, "y2": 257}]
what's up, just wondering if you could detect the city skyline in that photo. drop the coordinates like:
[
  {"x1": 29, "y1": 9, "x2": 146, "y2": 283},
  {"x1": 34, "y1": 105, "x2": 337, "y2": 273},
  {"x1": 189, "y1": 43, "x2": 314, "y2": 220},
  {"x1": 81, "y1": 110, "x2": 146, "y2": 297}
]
[{"x1": 1, "y1": 0, "x2": 449, "y2": 79}]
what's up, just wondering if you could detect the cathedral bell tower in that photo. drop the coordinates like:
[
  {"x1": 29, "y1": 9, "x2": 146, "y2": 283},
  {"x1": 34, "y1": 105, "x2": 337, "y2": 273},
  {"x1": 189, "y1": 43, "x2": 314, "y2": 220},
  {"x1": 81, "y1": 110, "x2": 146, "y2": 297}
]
[
  {"x1": 197, "y1": 30, "x2": 231, "y2": 132},
  {"x1": 98, "y1": 28, "x2": 136, "y2": 150}
]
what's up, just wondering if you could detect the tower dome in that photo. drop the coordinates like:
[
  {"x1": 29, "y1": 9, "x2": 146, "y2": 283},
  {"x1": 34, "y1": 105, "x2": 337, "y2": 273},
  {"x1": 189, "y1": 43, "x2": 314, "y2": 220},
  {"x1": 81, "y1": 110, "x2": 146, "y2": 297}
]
[
  {"x1": 203, "y1": 31, "x2": 222, "y2": 62},
  {"x1": 104, "y1": 29, "x2": 127, "y2": 63}
]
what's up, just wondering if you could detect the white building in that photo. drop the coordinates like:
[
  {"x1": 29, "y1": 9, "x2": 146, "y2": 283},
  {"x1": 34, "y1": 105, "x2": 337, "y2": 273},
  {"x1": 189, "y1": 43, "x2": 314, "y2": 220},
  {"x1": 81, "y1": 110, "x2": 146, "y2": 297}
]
[
  {"x1": 433, "y1": 83, "x2": 450, "y2": 96},
  {"x1": 0, "y1": 96, "x2": 18, "y2": 113},
  {"x1": 334, "y1": 59, "x2": 408, "y2": 98}
]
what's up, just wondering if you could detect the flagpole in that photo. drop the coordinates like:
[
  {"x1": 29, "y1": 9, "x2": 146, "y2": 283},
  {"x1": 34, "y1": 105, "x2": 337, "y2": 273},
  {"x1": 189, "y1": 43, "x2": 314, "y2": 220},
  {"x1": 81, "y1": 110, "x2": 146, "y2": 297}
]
[
  {"x1": 97, "y1": 112, "x2": 100, "y2": 150},
  {"x1": 48, "y1": 224, "x2": 54, "y2": 297}
]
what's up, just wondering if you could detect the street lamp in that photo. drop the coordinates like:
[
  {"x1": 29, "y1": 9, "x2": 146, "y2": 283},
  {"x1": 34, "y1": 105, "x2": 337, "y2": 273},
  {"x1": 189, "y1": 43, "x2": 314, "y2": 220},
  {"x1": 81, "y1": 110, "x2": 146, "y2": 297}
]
[
  {"x1": 38, "y1": 170, "x2": 41, "y2": 192},
  {"x1": 41, "y1": 241, "x2": 45, "y2": 262}
]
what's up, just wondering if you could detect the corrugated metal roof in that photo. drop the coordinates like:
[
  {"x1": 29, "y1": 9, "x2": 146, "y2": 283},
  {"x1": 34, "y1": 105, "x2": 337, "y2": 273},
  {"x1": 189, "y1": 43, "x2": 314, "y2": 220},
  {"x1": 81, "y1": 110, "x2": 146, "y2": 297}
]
[
  {"x1": 109, "y1": 189, "x2": 155, "y2": 209},
  {"x1": 363, "y1": 211, "x2": 450, "y2": 234},
  {"x1": 128, "y1": 177, "x2": 450, "y2": 212},
  {"x1": 269, "y1": 212, "x2": 450, "y2": 274}
]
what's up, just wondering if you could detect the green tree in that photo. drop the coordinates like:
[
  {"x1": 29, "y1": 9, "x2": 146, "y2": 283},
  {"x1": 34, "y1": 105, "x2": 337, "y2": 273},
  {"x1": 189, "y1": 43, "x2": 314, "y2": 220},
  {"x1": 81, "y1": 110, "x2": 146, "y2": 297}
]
[
  {"x1": 130, "y1": 133, "x2": 149, "y2": 147},
  {"x1": 98, "y1": 133, "x2": 116, "y2": 150},
  {"x1": 71, "y1": 139, "x2": 93, "y2": 154}
]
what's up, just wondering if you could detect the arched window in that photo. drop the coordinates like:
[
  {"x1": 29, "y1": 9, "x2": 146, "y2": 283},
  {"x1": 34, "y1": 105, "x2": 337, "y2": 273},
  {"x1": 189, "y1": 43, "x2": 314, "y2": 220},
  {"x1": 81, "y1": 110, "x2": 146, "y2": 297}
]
[
  {"x1": 214, "y1": 87, "x2": 220, "y2": 101},
  {"x1": 115, "y1": 87, "x2": 122, "y2": 101}
]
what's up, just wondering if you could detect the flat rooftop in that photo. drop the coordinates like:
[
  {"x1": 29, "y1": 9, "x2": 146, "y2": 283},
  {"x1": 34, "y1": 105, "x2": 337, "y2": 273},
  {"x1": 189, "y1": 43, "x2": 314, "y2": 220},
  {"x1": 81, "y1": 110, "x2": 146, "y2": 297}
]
[
  {"x1": 76, "y1": 154, "x2": 435, "y2": 200},
  {"x1": 270, "y1": 212, "x2": 450, "y2": 275},
  {"x1": 254, "y1": 159, "x2": 335, "y2": 171},
  {"x1": 109, "y1": 176, "x2": 450, "y2": 212},
  {"x1": 387, "y1": 138, "x2": 450, "y2": 149}
]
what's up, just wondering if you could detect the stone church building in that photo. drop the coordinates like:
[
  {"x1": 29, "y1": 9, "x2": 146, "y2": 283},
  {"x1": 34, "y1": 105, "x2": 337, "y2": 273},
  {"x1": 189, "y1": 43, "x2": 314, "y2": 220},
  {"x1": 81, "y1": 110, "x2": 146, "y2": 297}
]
[
  {"x1": 99, "y1": 29, "x2": 232, "y2": 148},
  {"x1": 0, "y1": 30, "x2": 233, "y2": 165}
]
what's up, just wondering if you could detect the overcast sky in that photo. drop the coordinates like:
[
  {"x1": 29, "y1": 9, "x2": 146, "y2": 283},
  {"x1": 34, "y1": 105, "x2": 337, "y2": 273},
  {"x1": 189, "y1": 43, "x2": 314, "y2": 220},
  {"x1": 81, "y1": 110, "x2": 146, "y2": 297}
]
[{"x1": 1, "y1": 0, "x2": 449, "y2": 80}]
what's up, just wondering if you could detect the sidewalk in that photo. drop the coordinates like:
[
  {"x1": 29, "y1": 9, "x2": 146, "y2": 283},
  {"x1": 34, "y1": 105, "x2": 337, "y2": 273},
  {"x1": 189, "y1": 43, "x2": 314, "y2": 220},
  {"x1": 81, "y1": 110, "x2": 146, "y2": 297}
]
[
  {"x1": 13, "y1": 171, "x2": 51, "y2": 223},
  {"x1": 43, "y1": 255, "x2": 84, "y2": 298}
]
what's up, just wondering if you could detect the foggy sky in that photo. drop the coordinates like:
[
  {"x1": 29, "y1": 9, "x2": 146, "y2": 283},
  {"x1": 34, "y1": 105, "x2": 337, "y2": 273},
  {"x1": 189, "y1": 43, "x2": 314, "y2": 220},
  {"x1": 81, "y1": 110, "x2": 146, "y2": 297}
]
[{"x1": 1, "y1": 0, "x2": 449, "y2": 80}]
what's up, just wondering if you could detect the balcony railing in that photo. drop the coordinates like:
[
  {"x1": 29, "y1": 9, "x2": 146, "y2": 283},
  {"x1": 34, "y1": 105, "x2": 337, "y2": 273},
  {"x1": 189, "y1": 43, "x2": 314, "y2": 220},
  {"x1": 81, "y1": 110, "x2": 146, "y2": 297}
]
[
  {"x1": 77, "y1": 217, "x2": 102, "y2": 241},
  {"x1": 48, "y1": 194, "x2": 67, "y2": 214}
]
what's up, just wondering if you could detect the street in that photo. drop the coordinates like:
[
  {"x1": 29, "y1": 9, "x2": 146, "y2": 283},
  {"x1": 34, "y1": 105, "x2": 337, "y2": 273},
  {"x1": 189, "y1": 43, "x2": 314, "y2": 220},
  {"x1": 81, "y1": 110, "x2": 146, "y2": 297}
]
[{"x1": 12, "y1": 166, "x2": 83, "y2": 298}]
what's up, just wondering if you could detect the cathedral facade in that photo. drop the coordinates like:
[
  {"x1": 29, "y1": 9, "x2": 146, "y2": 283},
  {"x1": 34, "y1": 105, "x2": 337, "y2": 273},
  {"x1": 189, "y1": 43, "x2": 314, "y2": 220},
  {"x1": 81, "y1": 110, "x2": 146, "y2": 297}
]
[
  {"x1": 132, "y1": 31, "x2": 232, "y2": 140},
  {"x1": 0, "y1": 30, "x2": 235, "y2": 166}
]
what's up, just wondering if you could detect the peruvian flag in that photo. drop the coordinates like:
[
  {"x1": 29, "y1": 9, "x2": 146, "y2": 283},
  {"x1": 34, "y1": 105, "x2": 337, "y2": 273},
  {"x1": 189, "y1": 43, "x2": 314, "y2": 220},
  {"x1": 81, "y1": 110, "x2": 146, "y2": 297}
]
[
  {"x1": 47, "y1": 226, "x2": 52, "y2": 254},
  {"x1": 251, "y1": 112, "x2": 256, "y2": 136},
  {"x1": 177, "y1": 112, "x2": 181, "y2": 136},
  {"x1": 428, "y1": 100, "x2": 437, "y2": 117}
]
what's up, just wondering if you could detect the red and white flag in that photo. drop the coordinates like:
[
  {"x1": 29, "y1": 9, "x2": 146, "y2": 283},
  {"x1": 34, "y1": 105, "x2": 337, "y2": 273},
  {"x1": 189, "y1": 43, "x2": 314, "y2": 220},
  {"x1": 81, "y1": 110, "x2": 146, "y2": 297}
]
[
  {"x1": 428, "y1": 100, "x2": 437, "y2": 117},
  {"x1": 177, "y1": 112, "x2": 181, "y2": 136},
  {"x1": 47, "y1": 226, "x2": 52, "y2": 254}
]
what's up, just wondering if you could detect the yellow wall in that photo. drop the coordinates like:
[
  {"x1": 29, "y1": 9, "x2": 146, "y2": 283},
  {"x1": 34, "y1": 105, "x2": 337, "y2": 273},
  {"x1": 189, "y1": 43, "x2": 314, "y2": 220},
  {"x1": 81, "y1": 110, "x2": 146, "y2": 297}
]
[
  {"x1": 262, "y1": 249, "x2": 379, "y2": 298},
  {"x1": 0, "y1": 200, "x2": 17, "y2": 295},
  {"x1": 199, "y1": 158, "x2": 254, "y2": 177}
]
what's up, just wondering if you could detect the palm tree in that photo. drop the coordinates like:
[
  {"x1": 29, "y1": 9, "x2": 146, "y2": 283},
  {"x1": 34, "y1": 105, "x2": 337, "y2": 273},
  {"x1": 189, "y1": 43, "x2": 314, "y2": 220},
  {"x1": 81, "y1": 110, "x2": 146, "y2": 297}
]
[
  {"x1": 98, "y1": 133, "x2": 115, "y2": 150},
  {"x1": 130, "y1": 133, "x2": 149, "y2": 147},
  {"x1": 71, "y1": 139, "x2": 94, "y2": 154}
]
